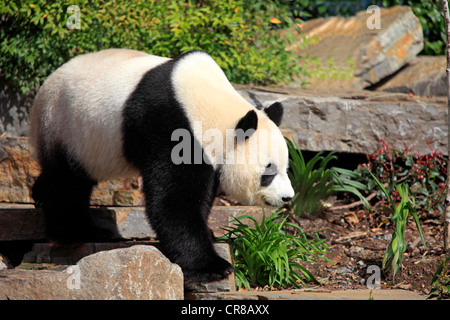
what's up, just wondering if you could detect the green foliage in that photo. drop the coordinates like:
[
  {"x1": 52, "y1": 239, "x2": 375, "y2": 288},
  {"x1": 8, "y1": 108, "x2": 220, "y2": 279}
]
[
  {"x1": 286, "y1": 138, "x2": 370, "y2": 216},
  {"x1": 370, "y1": 173, "x2": 425, "y2": 280},
  {"x1": 374, "y1": 0, "x2": 445, "y2": 55},
  {"x1": 0, "y1": 0, "x2": 306, "y2": 94},
  {"x1": 219, "y1": 212, "x2": 329, "y2": 290},
  {"x1": 289, "y1": 0, "x2": 367, "y2": 19},
  {"x1": 303, "y1": 56, "x2": 355, "y2": 82},
  {"x1": 286, "y1": 138, "x2": 337, "y2": 216},
  {"x1": 429, "y1": 257, "x2": 450, "y2": 300}
]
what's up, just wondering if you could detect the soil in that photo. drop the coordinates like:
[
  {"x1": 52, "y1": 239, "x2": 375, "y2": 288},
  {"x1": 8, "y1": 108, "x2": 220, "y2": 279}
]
[{"x1": 213, "y1": 194, "x2": 449, "y2": 297}]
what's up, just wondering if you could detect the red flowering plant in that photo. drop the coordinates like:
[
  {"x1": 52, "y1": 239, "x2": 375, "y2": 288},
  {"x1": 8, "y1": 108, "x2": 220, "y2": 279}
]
[{"x1": 357, "y1": 139, "x2": 447, "y2": 220}]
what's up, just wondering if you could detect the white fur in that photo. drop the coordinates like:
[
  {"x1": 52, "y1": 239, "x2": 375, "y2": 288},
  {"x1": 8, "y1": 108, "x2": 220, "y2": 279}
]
[{"x1": 31, "y1": 49, "x2": 169, "y2": 180}]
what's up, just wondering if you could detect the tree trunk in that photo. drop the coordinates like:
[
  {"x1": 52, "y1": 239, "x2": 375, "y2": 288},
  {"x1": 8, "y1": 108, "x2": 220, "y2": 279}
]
[
  {"x1": 446, "y1": 176, "x2": 450, "y2": 251},
  {"x1": 441, "y1": 0, "x2": 450, "y2": 252}
]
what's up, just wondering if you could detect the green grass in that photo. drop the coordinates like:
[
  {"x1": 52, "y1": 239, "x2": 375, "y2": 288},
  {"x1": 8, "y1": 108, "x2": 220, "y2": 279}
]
[{"x1": 219, "y1": 211, "x2": 330, "y2": 290}]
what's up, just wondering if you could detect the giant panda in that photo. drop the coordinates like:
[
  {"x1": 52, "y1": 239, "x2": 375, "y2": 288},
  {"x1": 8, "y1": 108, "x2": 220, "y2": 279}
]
[{"x1": 30, "y1": 48, "x2": 295, "y2": 284}]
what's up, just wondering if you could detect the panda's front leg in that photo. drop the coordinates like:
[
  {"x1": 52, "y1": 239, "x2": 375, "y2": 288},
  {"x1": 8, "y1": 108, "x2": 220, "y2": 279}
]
[{"x1": 141, "y1": 160, "x2": 233, "y2": 284}]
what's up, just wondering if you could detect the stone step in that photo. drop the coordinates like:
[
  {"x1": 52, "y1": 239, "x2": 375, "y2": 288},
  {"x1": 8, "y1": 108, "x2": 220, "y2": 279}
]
[
  {"x1": 19, "y1": 242, "x2": 236, "y2": 293},
  {"x1": 0, "y1": 205, "x2": 264, "y2": 241}
]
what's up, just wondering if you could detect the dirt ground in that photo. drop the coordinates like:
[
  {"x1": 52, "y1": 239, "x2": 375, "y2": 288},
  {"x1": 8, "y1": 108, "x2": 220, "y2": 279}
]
[{"x1": 214, "y1": 194, "x2": 448, "y2": 296}]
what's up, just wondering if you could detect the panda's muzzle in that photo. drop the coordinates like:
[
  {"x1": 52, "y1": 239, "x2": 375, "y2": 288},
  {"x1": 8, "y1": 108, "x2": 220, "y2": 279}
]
[{"x1": 263, "y1": 196, "x2": 291, "y2": 207}]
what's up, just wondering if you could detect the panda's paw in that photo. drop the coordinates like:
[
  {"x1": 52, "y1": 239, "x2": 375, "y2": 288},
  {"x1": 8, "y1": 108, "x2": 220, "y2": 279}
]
[{"x1": 183, "y1": 256, "x2": 234, "y2": 285}]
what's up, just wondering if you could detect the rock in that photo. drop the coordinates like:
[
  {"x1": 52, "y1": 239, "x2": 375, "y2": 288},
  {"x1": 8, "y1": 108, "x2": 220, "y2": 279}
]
[
  {"x1": 90, "y1": 178, "x2": 144, "y2": 206},
  {"x1": 0, "y1": 245, "x2": 184, "y2": 300},
  {"x1": 290, "y1": 6, "x2": 424, "y2": 90},
  {"x1": 0, "y1": 206, "x2": 45, "y2": 241},
  {"x1": 236, "y1": 86, "x2": 447, "y2": 157},
  {"x1": 0, "y1": 136, "x2": 143, "y2": 206},
  {"x1": 20, "y1": 243, "x2": 236, "y2": 293},
  {"x1": 0, "y1": 205, "x2": 265, "y2": 241},
  {"x1": 376, "y1": 56, "x2": 446, "y2": 96},
  {"x1": 207, "y1": 206, "x2": 264, "y2": 238},
  {"x1": 0, "y1": 137, "x2": 39, "y2": 204},
  {"x1": 0, "y1": 253, "x2": 12, "y2": 270}
]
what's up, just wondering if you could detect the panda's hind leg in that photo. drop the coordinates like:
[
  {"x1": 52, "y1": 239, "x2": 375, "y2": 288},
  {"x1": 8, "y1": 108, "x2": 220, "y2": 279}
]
[{"x1": 32, "y1": 147, "x2": 111, "y2": 243}]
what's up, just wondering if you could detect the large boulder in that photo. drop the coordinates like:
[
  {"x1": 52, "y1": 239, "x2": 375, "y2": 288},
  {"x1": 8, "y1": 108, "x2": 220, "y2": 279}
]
[
  {"x1": 290, "y1": 6, "x2": 424, "y2": 90},
  {"x1": 0, "y1": 245, "x2": 184, "y2": 300}
]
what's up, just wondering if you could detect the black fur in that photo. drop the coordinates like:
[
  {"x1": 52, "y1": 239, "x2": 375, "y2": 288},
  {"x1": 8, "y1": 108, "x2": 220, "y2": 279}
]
[
  {"x1": 264, "y1": 102, "x2": 283, "y2": 126},
  {"x1": 235, "y1": 110, "x2": 257, "y2": 142},
  {"x1": 122, "y1": 53, "x2": 233, "y2": 284},
  {"x1": 32, "y1": 145, "x2": 112, "y2": 242}
]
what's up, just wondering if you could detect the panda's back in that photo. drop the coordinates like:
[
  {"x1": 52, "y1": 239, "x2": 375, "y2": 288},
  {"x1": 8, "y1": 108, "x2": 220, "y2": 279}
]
[{"x1": 31, "y1": 49, "x2": 170, "y2": 180}]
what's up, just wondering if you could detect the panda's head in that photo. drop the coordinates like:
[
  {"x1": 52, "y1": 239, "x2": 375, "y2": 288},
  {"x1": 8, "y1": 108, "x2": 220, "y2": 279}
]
[{"x1": 219, "y1": 102, "x2": 295, "y2": 208}]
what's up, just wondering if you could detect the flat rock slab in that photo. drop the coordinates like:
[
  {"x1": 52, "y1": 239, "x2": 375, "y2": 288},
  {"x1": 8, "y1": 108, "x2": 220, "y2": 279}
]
[
  {"x1": 290, "y1": 6, "x2": 424, "y2": 90},
  {"x1": 187, "y1": 289, "x2": 427, "y2": 300},
  {"x1": 0, "y1": 245, "x2": 184, "y2": 300},
  {"x1": 0, "y1": 205, "x2": 264, "y2": 241},
  {"x1": 237, "y1": 86, "x2": 447, "y2": 157}
]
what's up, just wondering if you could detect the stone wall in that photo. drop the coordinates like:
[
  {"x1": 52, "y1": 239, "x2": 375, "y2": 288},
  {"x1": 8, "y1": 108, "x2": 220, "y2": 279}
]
[{"x1": 237, "y1": 86, "x2": 447, "y2": 157}]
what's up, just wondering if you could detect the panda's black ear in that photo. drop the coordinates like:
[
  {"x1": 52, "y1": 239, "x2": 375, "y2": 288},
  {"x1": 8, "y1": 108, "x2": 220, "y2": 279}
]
[
  {"x1": 264, "y1": 102, "x2": 283, "y2": 126},
  {"x1": 235, "y1": 110, "x2": 258, "y2": 141}
]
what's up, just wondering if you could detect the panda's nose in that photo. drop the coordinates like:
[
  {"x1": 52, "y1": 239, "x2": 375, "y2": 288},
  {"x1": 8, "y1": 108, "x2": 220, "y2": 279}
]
[{"x1": 282, "y1": 197, "x2": 292, "y2": 202}]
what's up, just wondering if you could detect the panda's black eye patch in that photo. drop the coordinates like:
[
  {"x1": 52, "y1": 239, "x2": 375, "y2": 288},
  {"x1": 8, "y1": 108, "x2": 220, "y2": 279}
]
[{"x1": 261, "y1": 163, "x2": 277, "y2": 187}]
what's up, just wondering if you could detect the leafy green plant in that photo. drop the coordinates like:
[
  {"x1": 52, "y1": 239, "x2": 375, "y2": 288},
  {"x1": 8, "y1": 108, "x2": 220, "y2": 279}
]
[
  {"x1": 0, "y1": 0, "x2": 307, "y2": 95},
  {"x1": 429, "y1": 256, "x2": 450, "y2": 300},
  {"x1": 219, "y1": 212, "x2": 329, "y2": 290},
  {"x1": 286, "y1": 138, "x2": 369, "y2": 216},
  {"x1": 286, "y1": 138, "x2": 337, "y2": 216},
  {"x1": 370, "y1": 172, "x2": 425, "y2": 279}
]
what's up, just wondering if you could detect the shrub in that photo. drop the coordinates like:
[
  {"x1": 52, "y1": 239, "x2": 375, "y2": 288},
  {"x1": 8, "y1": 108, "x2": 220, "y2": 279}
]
[
  {"x1": 219, "y1": 212, "x2": 329, "y2": 290},
  {"x1": 0, "y1": 0, "x2": 306, "y2": 94}
]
